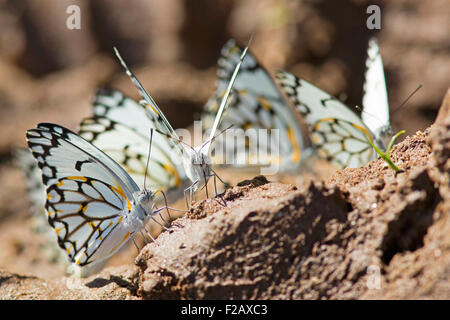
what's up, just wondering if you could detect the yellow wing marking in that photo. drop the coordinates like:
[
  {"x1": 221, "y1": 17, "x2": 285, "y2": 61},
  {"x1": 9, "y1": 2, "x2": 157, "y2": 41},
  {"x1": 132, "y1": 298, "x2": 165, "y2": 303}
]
[
  {"x1": 110, "y1": 184, "x2": 132, "y2": 211},
  {"x1": 66, "y1": 176, "x2": 88, "y2": 182},
  {"x1": 75, "y1": 252, "x2": 86, "y2": 265},
  {"x1": 66, "y1": 243, "x2": 74, "y2": 255},
  {"x1": 55, "y1": 227, "x2": 64, "y2": 236},
  {"x1": 287, "y1": 128, "x2": 301, "y2": 163},
  {"x1": 314, "y1": 118, "x2": 335, "y2": 130},
  {"x1": 312, "y1": 134, "x2": 321, "y2": 144},
  {"x1": 257, "y1": 96, "x2": 272, "y2": 111},
  {"x1": 351, "y1": 123, "x2": 373, "y2": 143},
  {"x1": 162, "y1": 163, "x2": 181, "y2": 187},
  {"x1": 145, "y1": 104, "x2": 159, "y2": 116},
  {"x1": 110, "y1": 231, "x2": 130, "y2": 254}
]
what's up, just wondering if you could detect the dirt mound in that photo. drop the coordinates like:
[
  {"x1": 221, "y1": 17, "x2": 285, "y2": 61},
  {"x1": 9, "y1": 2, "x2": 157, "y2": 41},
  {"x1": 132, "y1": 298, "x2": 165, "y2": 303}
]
[
  {"x1": 134, "y1": 89, "x2": 449, "y2": 299},
  {"x1": 1, "y1": 89, "x2": 449, "y2": 300}
]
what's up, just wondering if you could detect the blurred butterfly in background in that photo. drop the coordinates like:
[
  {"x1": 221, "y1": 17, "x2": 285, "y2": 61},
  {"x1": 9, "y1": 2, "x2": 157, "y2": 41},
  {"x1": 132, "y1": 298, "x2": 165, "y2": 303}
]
[
  {"x1": 14, "y1": 148, "x2": 70, "y2": 269},
  {"x1": 18, "y1": 88, "x2": 190, "y2": 276},
  {"x1": 276, "y1": 37, "x2": 392, "y2": 169},
  {"x1": 202, "y1": 39, "x2": 312, "y2": 173},
  {"x1": 79, "y1": 88, "x2": 190, "y2": 202},
  {"x1": 113, "y1": 39, "x2": 251, "y2": 208},
  {"x1": 26, "y1": 123, "x2": 173, "y2": 272}
]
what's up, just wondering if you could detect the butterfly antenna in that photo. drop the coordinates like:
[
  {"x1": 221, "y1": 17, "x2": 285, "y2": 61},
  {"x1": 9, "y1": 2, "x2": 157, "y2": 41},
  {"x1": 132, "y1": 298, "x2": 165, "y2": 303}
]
[
  {"x1": 205, "y1": 35, "x2": 252, "y2": 152},
  {"x1": 151, "y1": 127, "x2": 197, "y2": 154},
  {"x1": 391, "y1": 83, "x2": 423, "y2": 115},
  {"x1": 113, "y1": 47, "x2": 177, "y2": 139},
  {"x1": 113, "y1": 47, "x2": 159, "y2": 108},
  {"x1": 200, "y1": 124, "x2": 234, "y2": 152},
  {"x1": 144, "y1": 128, "x2": 153, "y2": 190}
]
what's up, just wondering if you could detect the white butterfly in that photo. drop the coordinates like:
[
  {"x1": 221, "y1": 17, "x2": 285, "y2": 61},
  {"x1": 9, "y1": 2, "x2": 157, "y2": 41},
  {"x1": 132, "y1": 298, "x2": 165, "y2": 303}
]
[
  {"x1": 20, "y1": 88, "x2": 191, "y2": 276},
  {"x1": 276, "y1": 37, "x2": 392, "y2": 169},
  {"x1": 361, "y1": 38, "x2": 391, "y2": 144},
  {"x1": 203, "y1": 39, "x2": 311, "y2": 172},
  {"x1": 113, "y1": 40, "x2": 250, "y2": 207},
  {"x1": 26, "y1": 123, "x2": 169, "y2": 268},
  {"x1": 79, "y1": 88, "x2": 190, "y2": 200}
]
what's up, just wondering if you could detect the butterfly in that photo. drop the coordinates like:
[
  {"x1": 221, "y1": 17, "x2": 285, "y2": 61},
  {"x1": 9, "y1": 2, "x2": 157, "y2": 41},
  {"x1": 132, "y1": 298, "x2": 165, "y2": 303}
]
[
  {"x1": 276, "y1": 37, "x2": 392, "y2": 169},
  {"x1": 26, "y1": 123, "x2": 169, "y2": 268},
  {"x1": 19, "y1": 88, "x2": 191, "y2": 276},
  {"x1": 79, "y1": 88, "x2": 189, "y2": 201},
  {"x1": 113, "y1": 40, "x2": 250, "y2": 207},
  {"x1": 202, "y1": 39, "x2": 311, "y2": 173}
]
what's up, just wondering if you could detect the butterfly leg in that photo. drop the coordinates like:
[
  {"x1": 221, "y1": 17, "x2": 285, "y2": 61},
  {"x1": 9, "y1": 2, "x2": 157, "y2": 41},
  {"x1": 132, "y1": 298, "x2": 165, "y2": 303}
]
[
  {"x1": 184, "y1": 183, "x2": 195, "y2": 211},
  {"x1": 152, "y1": 190, "x2": 171, "y2": 227},
  {"x1": 138, "y1": 219, "x2": 158, "y2": 247},
  {"x1": 131, "y1": 233, "x2": 140, "y2": 254},
  {"x1": 212, "y1": 173, "x2": 227, "y2": 207},
  {"x1": 192, "y1": 185, "x2": 197, "y2": 202},
  {"x1": 184, "y1": 186, "x2": 191, "y2": 210},
  {"x1": 153, "y1": 190, "x2": 185, "y2": 228},
  {"x1": 139, "y1": 229, "x2": 151, "y2": 244},
  {"x1": 149, "y1": 204, "x2": 171, "y2": 232},
  {"x1": 142, "y1": 224, "x2": 157, "y2": 243},
  {"x1": 210, "y1": 168, "x2": 228, "y2": 206},
  {"x1": 203, "y1": 170, "x2": 209, "y2": 199},
  {"x1": 184, "y1": 179, "x2": 199, "y2": 210},
  {"x1": 211, "y1": 168, "x2": 227, "y2": 186}
]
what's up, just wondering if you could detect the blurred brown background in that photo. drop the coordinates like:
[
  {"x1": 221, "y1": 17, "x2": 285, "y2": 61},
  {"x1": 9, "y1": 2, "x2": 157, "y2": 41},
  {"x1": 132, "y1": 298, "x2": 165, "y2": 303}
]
[{"x1": 0, "y1": 0, "x2": 449, "y2": 278}]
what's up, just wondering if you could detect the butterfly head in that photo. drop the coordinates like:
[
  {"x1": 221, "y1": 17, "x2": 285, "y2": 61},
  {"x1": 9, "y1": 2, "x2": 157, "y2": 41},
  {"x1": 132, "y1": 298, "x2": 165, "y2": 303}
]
[
  {"x1": 133, "y1": 189, "x2": 155, "y2": 218},
  {"x1": 193, "y1": 148, "x2": 212, "y2": 177}
]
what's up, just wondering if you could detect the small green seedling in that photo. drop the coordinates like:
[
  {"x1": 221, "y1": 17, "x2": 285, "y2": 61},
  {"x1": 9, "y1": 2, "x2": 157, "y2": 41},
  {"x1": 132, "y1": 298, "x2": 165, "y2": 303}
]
[{"x1": 366, "y1": 130, "x2": 405, "y2": 172}]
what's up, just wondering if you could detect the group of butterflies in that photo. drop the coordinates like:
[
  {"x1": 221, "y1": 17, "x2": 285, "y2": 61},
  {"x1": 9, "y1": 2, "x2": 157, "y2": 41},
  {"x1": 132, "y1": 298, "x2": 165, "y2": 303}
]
[{"x1": 19, "y1": 36, "x2": 393, "y2": 276}]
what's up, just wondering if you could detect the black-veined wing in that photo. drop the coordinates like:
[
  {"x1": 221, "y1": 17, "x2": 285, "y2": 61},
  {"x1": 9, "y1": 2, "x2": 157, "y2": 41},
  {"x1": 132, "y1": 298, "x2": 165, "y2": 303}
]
[
  {"x1": 26, "y1": 123, "x2": 142, "y2": 267},
  {"x1": 203, "y1": 39, "x2": 309, "y2": 171},
  {"x1": 79, "y1": 88, "x2": 185, "y2": 192}
]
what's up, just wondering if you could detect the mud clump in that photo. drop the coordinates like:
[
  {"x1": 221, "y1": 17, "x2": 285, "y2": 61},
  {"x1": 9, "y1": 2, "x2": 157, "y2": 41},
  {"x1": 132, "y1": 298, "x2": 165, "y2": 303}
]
[
  {"x1": 135, "y1": 90, "x2": 450, "y2": 300},
  {"x1": 2, "y1": 91, "x2": 450, "y2": 299},
  {"x1": 137, "y1": 181, "x2": 349, "y2": 299},
  {"x1": 0, "y1": 92, "x2": 450, "y2": 299}
]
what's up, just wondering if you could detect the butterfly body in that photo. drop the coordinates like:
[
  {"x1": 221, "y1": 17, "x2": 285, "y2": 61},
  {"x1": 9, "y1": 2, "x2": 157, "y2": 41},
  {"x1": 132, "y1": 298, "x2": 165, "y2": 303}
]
[{"x1": 182, "y1": 148, "x2": 210, "y2": 191}]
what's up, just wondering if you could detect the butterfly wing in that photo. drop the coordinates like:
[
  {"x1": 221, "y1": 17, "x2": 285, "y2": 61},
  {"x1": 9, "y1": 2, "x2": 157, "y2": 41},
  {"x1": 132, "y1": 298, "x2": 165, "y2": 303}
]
[
  {"x1": 113, "y1": 49, "x2": 191, "y2": 178},
  {"x1": 201, "y1": 38, "x2": 250, "y2": 155},
  {"x1": 311, "y1": 118, "x2": 377, "y2": 169},
  {"x1": 26, "y1": 123, "x2": 139, "y2": 266},
  {"x1": 276, "y1": 71, "x2": 378, "y2": 168},
  {"x1": 362, "y1": 37, "x2": 390, "y2": 144},
  {"x1": 79, "y1": 88, "x2": 185, "y2": 191},
  {"x1": 15, "y1": 148, "x2": 80, "y2": 270},
  {"x1": 14, "y1": 148, "x2": 46, "y2": 213},
  {"x1": 203, "y1": 39, "x2": 307, "y2": 170}
]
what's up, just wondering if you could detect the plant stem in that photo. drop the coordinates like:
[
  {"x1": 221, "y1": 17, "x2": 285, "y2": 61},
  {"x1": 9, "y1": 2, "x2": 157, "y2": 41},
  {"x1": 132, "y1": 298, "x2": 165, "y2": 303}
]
[{"x1": 366, "y1": 130, "x2": 405, "y2": 172}]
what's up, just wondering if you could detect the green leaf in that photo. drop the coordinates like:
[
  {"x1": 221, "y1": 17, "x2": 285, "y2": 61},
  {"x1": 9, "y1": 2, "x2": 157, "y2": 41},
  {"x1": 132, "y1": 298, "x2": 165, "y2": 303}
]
[{"x1": 365, "y1": 130, "x2": 405, "y2": 172}]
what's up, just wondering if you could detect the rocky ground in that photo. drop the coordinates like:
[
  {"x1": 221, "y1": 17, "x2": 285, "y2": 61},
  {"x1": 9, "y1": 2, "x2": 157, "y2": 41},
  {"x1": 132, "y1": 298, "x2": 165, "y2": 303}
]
[
  {"x1": 0, "y1": 0, "x2": 449, "y2": 300},
  {"x1": 1, "y1": 89, "x2": 448, "y2": 300}
]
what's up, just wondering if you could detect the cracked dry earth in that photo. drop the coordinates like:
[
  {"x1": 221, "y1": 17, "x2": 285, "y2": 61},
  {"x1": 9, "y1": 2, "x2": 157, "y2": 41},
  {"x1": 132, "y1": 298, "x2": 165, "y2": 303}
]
[{"x1": 1, "y1": 89, "x2": 449, "y2": 300}]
